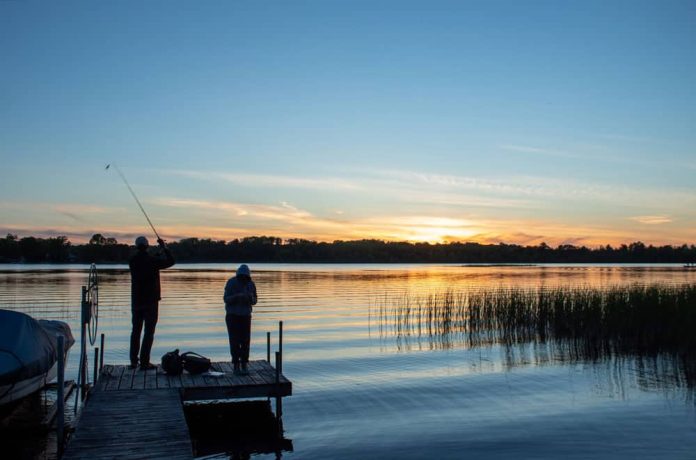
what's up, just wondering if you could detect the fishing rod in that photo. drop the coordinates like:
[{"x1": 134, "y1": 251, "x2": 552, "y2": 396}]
[{"x1": 105, "y1": 164, "x2": 162, "y2": 241}]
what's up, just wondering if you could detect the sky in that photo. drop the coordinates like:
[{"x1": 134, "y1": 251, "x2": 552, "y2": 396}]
[{"x1": 1, "y1": 1, "x2": 695, "y2": 247}]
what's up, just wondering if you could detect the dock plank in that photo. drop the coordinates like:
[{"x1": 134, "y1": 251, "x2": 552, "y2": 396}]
[
  {"x1": 104, "y1": 365, "x2": 124, "y2": 391},
  {"x1": 180, "y1": 371, "x2": 196, "y2": 388},
  {"x1": 211, "y1": 362, "x2": 234, "y2": 386},
  {"x1": 156, "y1": 369, "x2": 170, "y2": 389},
  {"x1": 96, "y1": 365, "x2": 109, "y2": 391},
  {"x1": 189, "y1": 370, "x2": 207, "y2": 388},
  {"x1": 63, "y1": 389, "x2": 192, "y2": 460},
  {"x1": 144, "y1": 367, "x2": 157, "y2": 389},
  {"x1": 167, "y1": 370, "x2": 183, "y2": 388},
  {"x1": 202, "y1": 372, "x2": 222, "y2": 387},
  {"x1": 218, "y1": 361, "x2": 234, "y2": 374},
  {"x1": 118, "y1": 366, "x2": 136, "y2": 390},
  {"x1": 132, "y1": 367, "x2": 146, "y2": 389},
  {"x1": 65, "y1": 360, "x2": 291, "y2": 457},
  {"x1": 100, "y1": 360, "x2": 291, "y2": 399}
]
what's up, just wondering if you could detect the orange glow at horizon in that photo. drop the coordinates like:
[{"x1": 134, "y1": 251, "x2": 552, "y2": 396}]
[{"x1": 4, "y1": 217, "x2": 692, "y2": 249}]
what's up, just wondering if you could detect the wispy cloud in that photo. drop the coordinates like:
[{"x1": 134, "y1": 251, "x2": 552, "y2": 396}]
[
  {"x1": 162, "y1": 169, "x2": 537, "y2": 210},
  {"x1": 149, "y1": 194, "x2": 693, "y2": 246},
  {"x1": 157, "y1": 198, "x2": 316, "y2": 223},
  {"x1": 166, "y1": 170, "x2": 362, "y2": 191},
  {"x1": 52, "y1": 204, "x2": 114, "y2": 222},
  {"x1": 368, "y1": 169, "x2": 696, "y2": 209},
  {"x1": 500, "y1": 143, "x2": 696, "y2": 172},
  {"x1": 630, "y1": 215, "x2": 673, "y2": 225},
  {"x1": 7, "y1": 167, "x2": 694, "y2": 246},
  {"x1": 0, "y1": 201, "x2": 124, "y2": 222},
  {"x1": 159, "y1": 167, "x2": 696, "y2": 227}
]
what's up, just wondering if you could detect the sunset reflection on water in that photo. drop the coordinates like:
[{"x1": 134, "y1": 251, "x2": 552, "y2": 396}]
[{"x1": 1, "y1": 264, "x2": 695, "y2": 459}]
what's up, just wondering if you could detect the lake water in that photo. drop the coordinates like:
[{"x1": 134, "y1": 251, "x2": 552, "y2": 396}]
[{"x1": 1, "y1": 264, "x2": 695, "y2": 459}]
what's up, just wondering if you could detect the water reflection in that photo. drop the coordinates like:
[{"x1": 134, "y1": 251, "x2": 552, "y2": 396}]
[
  {"x1": 2, "y1": 264, "x2": 696, "y2": 459},
  {"x1": 185, "y1": 400, "x2": 293, "y2": 459},
  {"x1": 372, "y1": 284, "x2": 696, "y2": 397},
  {"x1": 501, "y1": 342, "x2": 695, "y2": 397}
]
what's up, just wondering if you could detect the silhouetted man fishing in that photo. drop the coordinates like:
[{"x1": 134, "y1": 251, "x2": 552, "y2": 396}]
[{"x1": 129, "y1": 236, "x2": 175, "y2": 370}]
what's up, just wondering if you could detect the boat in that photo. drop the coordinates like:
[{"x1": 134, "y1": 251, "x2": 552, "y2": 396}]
[
  {"x1": 685, "y1": 263, "x2": 696, "y2": 269},
  {"x1": 0, "y1": 309, "x2": 74, "y2": 407}
]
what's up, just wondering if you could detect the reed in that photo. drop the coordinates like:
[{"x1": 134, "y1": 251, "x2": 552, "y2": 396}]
[{"x1": 373, "y1": 283, "x2": 696, "y2": 359}]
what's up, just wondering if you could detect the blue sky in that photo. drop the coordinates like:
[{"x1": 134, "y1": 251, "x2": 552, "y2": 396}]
[{"x1": 1, "y1": 1, "x2": 695, "y2": 245}]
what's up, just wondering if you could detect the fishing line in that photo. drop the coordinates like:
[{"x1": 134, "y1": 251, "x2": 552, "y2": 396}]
[{"x1": 105, "y1": 164, "x2": 161, "y2": 241}]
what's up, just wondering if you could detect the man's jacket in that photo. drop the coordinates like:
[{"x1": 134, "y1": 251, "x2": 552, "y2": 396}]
[{"x1": 129, "y1": 248, "x2": 175, "y2": 310}]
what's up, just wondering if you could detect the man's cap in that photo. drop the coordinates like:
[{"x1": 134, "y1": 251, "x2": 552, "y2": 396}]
[
  {"x1": 236, "y1": 264, "x2": 251, "y2": 277},
  {"x1": 135, "y1": 236, "x2": 149, "y2": 248}
]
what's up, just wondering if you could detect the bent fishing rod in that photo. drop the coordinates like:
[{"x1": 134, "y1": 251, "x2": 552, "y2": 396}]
[{"x1": 105, "y1": 164, "x2": 162, "y2": 242}]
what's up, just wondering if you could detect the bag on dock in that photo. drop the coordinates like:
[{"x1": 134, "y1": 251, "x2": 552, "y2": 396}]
[
  {"x1": 181, "y1": 352, "x2": 211, "y2": 374},
  {"x1": 161, "y1": 349, "x2": 183, "y2": 375}
]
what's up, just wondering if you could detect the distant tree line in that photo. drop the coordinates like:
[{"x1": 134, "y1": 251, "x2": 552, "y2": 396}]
[{"x1": 2, "y1": 233, "x2": 696, "y2": 264}]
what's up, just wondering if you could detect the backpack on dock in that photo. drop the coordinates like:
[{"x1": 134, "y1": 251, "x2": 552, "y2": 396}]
[
  {"x1": 181, "y1": 351, "x2": 211, "y2": 374},
  {"x1": 161, "y1": 349, "x2": 183, "y2": 375}
]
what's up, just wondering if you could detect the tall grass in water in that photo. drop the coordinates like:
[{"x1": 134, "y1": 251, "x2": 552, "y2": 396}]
[{"x1": 373, "y1": 284, "x2": 696, "y2": 385}]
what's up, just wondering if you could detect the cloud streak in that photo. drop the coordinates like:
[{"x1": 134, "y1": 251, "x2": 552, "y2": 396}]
[
  {"x1": 4, "y1": 165, "x2": 695, "y2": 246},
  {"x1": 166, "y1": 170, "x2": 361, "y2": 191},
  {"x1": 146, "y1": 195, "x2": 696, "y2": 247},
  {"x1": 168, "y1": 166, "x2": 696, "y2": 211},
  {"x1": 630, "y1": 215, "x2": 673, "y2": 225}
]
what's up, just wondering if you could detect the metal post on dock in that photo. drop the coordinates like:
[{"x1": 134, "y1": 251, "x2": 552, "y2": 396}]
[
  {"x1": 275, "y1": 352, "x2": 280, "y2": 384},
  {"x1": 82, "y1": 350, "x2": 89, "y2": 396},
  {"x1": 278, "y1": 321, "x2": 283, "y2": 375},
  {"x1": 267, "y1": 331, "x2": 271, "y2": 363},
  {"x1": 275, "y1": 351, "x2": 282, "y2": 419},
  {"x1": 75, "y1": 286, "x2": 86, "y2": 413},
  {"x1": 99, "y1": 333, "x2": 105, "y2": 373},
  {"x1": 93, "y1": 347, "x2": 99, "y2": 385},
  {"x1": 56, "y1": 335, "x2": 65, "y2": 458}
]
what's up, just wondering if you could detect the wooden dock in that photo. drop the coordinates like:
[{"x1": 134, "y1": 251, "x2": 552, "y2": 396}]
[
  {"x1": 97, "y1": 360, "x2": 291, "y2": 400},
  {"x1": 62, "y1": 389, "x2": 192, "y2": 460},
  {"x1": 63, "y1": 360, "x2": 291, "y2": 459}
]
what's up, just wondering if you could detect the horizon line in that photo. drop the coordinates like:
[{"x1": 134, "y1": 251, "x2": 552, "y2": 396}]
[{"x1": 2, "y1": 232, "x2": 695, "y2": 250}]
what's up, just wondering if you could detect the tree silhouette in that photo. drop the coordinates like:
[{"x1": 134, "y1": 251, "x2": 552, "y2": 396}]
[{"x1": 1, "y1": 234, "x2": 695, "y2": 264}]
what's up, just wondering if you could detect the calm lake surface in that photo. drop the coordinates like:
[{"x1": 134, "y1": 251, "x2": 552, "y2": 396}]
[{"x1": 1, "y1": 264, "x2": 695, "y2": 459}]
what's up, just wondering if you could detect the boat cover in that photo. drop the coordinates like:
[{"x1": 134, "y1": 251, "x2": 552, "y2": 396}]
[{"x1": 0, "y1": 309, "x2": 74, "y2": 386}]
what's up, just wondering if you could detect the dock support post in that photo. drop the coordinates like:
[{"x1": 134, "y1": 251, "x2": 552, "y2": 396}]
[
  {"x1": 99, "y1": 333, "x2": 105, "y2": 372},
  {"x1": 75, "y1": 287, "x2": 86, "y2": 413},
  {"x1": 267, "y1": 331, "x2": 271, "y2": 363},
  {"x1": 93, "y1": 347, "x2": 99, "y2": 385},
  {"x1": 278, "y1": 321, "x2": 283, "y2": 375},
  {"x1": 82, "y1": 348, "x2": 89, "y2": 397},
  {"x1": 275, "y1": 351, "x2": 282, "y2": 420},
  {"x1": 56, "y1": 335, "x2": 65, "y2": 458}
]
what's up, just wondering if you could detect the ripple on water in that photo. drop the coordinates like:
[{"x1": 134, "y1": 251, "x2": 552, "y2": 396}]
[{"x1": 1, "y1": 264, "x2": 695, "y2": 459}]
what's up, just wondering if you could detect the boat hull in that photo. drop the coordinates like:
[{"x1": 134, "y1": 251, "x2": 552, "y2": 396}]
[
  {"x1": 0, "y1": 310, "x2": 74, "y2": 407},
  {"x1": 0, "y1": 353, "x2": 70, "y2": 406}
]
